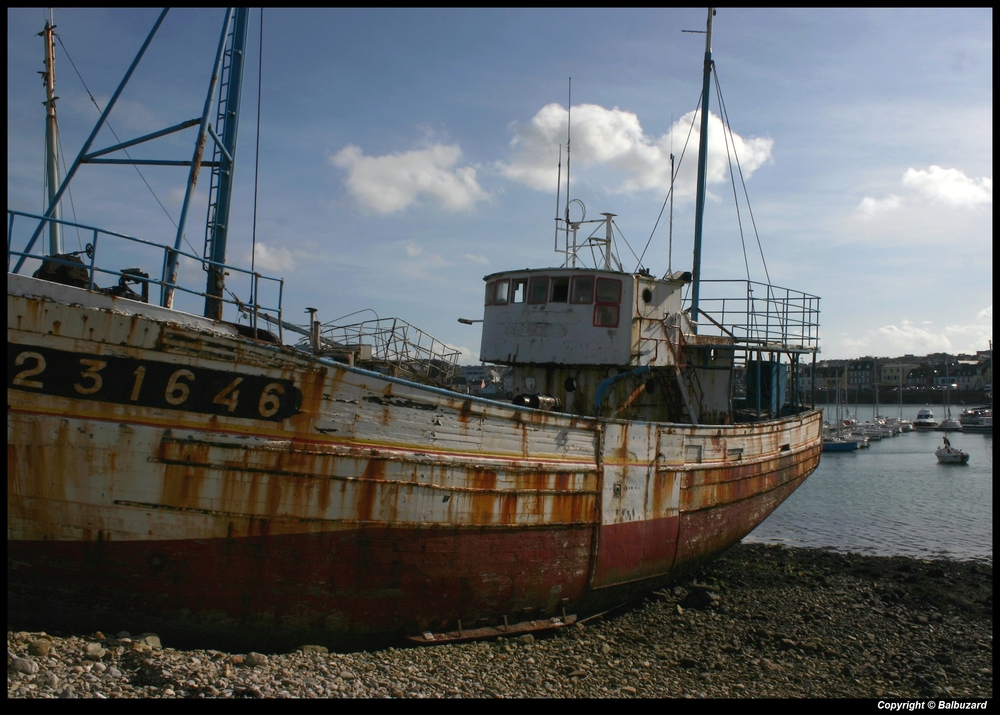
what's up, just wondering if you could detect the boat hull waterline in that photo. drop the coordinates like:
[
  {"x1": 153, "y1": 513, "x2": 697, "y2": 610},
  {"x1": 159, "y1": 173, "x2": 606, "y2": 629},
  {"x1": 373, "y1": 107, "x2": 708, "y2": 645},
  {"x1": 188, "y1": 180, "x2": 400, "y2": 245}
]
[{"x1": 8, "y1": 275, "x2": 821, "y2": 651}]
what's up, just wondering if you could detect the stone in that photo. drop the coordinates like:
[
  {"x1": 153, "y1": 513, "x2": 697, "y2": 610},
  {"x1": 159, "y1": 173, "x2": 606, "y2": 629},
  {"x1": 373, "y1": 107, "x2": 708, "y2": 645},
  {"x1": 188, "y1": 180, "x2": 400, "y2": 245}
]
[
  {"x1": 27, "y1": 639, "x2": 52, "y2": 656},
  {"x1": 4, "y1": 544, "x2": 992, "y2": 700},
  {"x1": 11, "y1": 658, "x2": 39, "y2": 675},
  {"x1": 245, "y1": 652, "x2": 269, "y2": 667}
]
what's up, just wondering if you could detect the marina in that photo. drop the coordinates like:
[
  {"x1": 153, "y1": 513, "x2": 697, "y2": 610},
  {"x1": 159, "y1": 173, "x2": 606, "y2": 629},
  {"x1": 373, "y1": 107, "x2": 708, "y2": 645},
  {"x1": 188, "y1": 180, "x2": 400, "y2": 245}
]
[{"x1": 747, "y1": 403, "x2": 992, "y2": 564}]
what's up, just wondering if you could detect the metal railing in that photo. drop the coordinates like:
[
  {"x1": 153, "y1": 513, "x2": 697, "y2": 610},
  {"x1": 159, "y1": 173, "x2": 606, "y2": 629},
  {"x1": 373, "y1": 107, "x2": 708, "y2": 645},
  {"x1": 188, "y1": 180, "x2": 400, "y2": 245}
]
[
  {"x1": 688, "y1": 279, "x2": 820, "y2": 353},
  {"x1": 8, "y1": 209, "x2": 284, "y2": 337},
  {"x1": 316, "y1": 317, "x2": 461, "y2": 386}
]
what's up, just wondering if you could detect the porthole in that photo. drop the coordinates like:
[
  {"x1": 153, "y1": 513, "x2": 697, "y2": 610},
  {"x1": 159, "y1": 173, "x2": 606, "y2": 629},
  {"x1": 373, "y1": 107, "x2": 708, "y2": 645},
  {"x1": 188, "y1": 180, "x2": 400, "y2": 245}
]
[
  {"x1": 642, "y1": 288, "x2": 653, "y2": 304},
  {"x1": 564, "y1": 377, "x2": 577, "y2": 393}
]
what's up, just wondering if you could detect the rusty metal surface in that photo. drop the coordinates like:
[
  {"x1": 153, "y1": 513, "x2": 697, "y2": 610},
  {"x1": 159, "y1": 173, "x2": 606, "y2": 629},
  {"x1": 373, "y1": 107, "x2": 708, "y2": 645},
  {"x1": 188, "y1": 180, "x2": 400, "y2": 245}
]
[
  {"x1": 406, "y1": 614, "x2": 577, "y2": 645},
  {"x1": 8, "y1": 274, "x2": 822, "y2": 650}
]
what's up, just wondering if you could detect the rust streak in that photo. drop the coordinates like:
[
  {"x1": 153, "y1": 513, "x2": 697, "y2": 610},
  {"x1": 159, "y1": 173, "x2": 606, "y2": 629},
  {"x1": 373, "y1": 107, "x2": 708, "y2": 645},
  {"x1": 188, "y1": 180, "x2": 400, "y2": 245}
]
[
  {"x1": 356, "y1": 459, "x2": 385, "y2": 522},
  {"x1": 471, "y1": 469, "x2": 498, "y2": 491},
  {"x1": 159, "y1": 441, "x2": 210, "y2": 510}
]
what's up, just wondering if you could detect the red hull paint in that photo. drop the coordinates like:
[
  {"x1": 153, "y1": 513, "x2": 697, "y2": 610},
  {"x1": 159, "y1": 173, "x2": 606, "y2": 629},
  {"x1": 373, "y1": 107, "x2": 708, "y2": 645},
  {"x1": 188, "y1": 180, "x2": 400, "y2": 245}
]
[
  {"x1": 675, "y1": 450, "x2": 822, "y2": 567},
  {"x1": 577, "y1": 447, "x2": 819, "y2": 616},
  {"x1": 9, "y1": 447, "x2": 820, "y2": 652},
  {"x1": 592, "y1": 516, "x2": 679, "y2": 587},
  {"x1": 8, "y1": 525, "x2": 595, "y2": 652}
]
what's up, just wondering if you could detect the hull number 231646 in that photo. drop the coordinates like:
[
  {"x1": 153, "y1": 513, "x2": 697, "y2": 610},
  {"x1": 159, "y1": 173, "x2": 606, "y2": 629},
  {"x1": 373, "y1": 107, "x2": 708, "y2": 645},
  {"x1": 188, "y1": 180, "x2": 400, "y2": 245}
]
[{"x1": 9, "y1": 344, "x2": 301, "y2": 422}]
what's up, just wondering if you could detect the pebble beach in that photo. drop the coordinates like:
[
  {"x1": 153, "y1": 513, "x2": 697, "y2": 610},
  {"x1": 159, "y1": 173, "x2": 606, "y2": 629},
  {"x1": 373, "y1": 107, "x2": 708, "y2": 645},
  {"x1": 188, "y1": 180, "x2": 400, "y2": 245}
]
[{"x1": 8, "y1": 543, "x2": 992, "y2": 699}]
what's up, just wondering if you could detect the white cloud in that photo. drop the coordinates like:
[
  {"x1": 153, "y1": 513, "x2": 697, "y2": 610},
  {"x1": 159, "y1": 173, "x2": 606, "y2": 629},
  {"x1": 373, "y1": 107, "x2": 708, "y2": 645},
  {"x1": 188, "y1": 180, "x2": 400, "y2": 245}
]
[
  {"x1": 500, "y1": 104, "x2": 773, "y2": 198},
  {"x1": 902, "y1": 166, "x2": 992, "y2": 207},
  {"x1": 331, "y1": 144, "x2": 489, "y2": 213},
  {"x1": 840, "y1": 318, "x2": 993, "y2": 358},
  {"x1": 453, "y1": 344, "x2": 480, "y2": 366},
  {"x1": 858, "y1": 166, "x2": 992, "y2": 214},
  {"x1": 857, "y1": 195, "x2": 901, "y2": 217},
  {"x1": 249, "y1": 242, "x2": 296, "y2": 272},
  {"x1": 463, "y1": 253, "x2": 489, "y2": 265}
]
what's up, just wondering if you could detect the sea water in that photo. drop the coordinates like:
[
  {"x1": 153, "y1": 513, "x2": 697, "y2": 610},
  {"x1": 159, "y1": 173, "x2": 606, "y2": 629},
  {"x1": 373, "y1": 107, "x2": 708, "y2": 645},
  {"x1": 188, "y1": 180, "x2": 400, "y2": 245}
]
[{"x1": 744, "y1": 403, "x2": 993, "y2": 564}]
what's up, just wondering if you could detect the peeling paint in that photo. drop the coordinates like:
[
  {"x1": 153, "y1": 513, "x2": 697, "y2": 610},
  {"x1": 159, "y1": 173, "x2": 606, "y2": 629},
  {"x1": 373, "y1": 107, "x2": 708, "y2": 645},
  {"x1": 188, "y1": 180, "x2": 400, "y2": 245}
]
[{"x1": 7, "y1": 276, "x2": 822, "y2": 651}]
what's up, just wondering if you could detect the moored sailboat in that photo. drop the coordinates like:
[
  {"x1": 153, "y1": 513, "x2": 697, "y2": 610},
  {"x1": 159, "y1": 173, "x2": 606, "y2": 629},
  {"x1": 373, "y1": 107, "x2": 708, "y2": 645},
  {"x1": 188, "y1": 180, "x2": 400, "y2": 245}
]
[
  {"x1": 8, "y1": 8, "x2": 822, "y2": 651},
  {"x1": 935, "y1": 437, "x2": 970, "y2": 464}
]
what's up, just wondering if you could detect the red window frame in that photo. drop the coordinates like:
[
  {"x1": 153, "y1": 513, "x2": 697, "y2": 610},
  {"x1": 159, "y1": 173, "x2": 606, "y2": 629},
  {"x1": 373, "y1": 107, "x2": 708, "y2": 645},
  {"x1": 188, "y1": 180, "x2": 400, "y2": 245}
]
[{"x1": 593, "y1": 277, "x2": 622, "y2": 327}]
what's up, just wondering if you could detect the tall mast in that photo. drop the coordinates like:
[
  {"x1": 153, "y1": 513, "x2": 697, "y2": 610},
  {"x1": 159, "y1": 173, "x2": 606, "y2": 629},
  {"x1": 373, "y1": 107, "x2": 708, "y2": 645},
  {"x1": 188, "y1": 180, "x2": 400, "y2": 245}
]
[
  {"x1": 565, "y1": 78, "x2": 573, "y2": 267},
  {"x1": 40, "y1": 9, "x2": 62, "y2": 255},
  {"x1": 163, "y1": 7, "x2": 247, "y2": 312},
  {"x1": 689, "y1": 7, "x2": 715, "y2": 331},
  {"x1": 203, "y1": 7, "x2": 250, "y2": 320}
]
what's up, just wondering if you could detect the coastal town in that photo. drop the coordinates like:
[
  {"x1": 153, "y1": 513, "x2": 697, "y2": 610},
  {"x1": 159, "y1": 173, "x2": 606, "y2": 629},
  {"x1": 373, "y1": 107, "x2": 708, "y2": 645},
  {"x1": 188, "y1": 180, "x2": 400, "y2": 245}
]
[
  {"x1": 453, "y1": 349, "x2": 993, "y2": 405},
  {"x1": 806, "y1": 350, "x2": 992, "y2": 403}
]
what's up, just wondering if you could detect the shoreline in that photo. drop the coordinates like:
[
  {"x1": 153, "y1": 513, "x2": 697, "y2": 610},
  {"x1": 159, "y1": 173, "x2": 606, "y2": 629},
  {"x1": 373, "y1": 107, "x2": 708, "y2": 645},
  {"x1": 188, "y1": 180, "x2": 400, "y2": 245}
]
[{"x1": 8, "y1": 543, "x2": 993, "y2": 698}]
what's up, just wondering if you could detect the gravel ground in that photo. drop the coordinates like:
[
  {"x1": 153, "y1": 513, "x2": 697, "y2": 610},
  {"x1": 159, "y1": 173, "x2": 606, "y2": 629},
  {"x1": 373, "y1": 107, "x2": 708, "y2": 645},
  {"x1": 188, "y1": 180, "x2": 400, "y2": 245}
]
[{"x1": 7, "y1": 543, "x2": 992, "y2": 699}]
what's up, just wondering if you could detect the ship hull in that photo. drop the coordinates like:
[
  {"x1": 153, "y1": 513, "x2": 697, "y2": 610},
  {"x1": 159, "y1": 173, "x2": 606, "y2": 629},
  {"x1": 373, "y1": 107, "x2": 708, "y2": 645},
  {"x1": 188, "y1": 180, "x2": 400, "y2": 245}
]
[{"x1": 8, "y1": 274, "x2": 821, "y2": 651}]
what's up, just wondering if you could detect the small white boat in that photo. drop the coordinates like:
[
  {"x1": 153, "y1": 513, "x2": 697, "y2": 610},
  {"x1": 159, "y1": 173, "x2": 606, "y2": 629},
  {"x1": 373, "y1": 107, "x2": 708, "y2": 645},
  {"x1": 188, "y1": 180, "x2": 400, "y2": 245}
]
[
  {"x1": 935, "y1": 384, "x2": 962, "y2": 431},
  {"x1": 936, "y1": 417, "x2": 963, "y2": 432},
  {"x1": 935, "y1": 438, "x2": 970, "y2": 464}
]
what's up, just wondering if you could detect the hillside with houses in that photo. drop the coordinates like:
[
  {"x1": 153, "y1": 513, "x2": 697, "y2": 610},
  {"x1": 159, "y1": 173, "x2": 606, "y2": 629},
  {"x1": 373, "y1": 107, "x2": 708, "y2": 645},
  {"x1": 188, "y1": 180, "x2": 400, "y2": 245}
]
[
  {"x1": 453, "y1": 349, "x2": 992, "y2": 408},
  {"x1": 803, "y1": 349, "x2": 992, "y2": 405}
]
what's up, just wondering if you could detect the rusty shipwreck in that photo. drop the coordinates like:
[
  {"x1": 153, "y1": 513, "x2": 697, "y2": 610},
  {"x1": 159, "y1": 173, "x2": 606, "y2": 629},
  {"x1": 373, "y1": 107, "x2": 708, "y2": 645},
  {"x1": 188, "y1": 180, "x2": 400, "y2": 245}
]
[{"x1": 8, "y1": 9, "x2": 822, "y2": 651}]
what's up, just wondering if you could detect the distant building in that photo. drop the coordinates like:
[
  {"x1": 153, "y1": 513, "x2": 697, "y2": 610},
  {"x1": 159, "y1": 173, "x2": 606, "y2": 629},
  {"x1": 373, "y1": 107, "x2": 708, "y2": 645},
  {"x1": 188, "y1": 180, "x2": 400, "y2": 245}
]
[
  {"x1": 880, "y1": 362, "x2": 918, "y2": 388},
  {"x1": 952, "y1": 363, "x2": 983, "y2": 391},
  {"x1": 459, "y1": 364, "x2": 509, "y2": 396},
  {"x1": 846, "y1": 358, "x2": 876, "y2": 391}
]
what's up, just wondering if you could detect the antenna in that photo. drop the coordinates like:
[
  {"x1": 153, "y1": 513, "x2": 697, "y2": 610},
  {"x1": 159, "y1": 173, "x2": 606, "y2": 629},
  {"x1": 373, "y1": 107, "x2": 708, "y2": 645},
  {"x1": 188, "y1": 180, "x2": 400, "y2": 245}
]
[
  {"x1": 564, "y1": 78, "x2": 572, "y2": 249},
  {"x1": 668, "y1": 152, "x2": 674, "y2": 274},
  {"x1": 554, "y1": 144, "x2": 562, "y2": 252}
]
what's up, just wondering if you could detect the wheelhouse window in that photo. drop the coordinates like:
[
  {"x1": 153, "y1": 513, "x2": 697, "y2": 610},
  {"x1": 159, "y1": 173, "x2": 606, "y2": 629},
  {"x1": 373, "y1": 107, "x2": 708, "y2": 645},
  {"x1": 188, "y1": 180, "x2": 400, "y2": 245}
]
[
  {"x1": 511, "y1": 278, "x2": 528, "y2": 304},
  {"x1": 494, "y1": 279, "x2": 510, "y2": 305},
  {"x1": 570, "y1": 275, "x2": 594, "y2": 304},
  {"x1": 484, "y1": 281, "x2": 496, "y2": 306},
  {"x1": 528, "y1": 276, "x2": 549, "y2": 304},
  {"x1": 596, "y1": 277, "x2": 622, "y2": 304},
  {"x1": 594, "y1": 305, "x2": 620, "y2": 327},
  {"x1": 594, "y1": 277, "x2": 622, "y2": 327},
  {"x1": 550, "y1": 276, "x2": 569, "y2": 303}
]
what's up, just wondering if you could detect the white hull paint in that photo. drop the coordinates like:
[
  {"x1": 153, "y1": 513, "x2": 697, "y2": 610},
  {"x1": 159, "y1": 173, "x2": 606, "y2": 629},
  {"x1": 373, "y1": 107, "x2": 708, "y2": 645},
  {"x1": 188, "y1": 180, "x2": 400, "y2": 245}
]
[{"x1": 9, "y1": 273, "x2": 821, "y2": 648}]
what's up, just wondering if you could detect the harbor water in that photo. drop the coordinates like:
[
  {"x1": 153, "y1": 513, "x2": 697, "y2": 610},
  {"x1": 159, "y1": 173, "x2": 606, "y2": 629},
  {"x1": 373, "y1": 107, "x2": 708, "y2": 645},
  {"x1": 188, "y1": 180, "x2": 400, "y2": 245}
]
[{"x1": 745, "y1": 403, "x2": 993, "y2": 563}]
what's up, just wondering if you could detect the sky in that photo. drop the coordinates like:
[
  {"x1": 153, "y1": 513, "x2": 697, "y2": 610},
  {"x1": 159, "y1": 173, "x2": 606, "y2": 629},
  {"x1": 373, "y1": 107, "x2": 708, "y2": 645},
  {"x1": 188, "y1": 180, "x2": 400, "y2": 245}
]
[{"x1": 7, "y1": 8, "x2": 993, "y2": 364}]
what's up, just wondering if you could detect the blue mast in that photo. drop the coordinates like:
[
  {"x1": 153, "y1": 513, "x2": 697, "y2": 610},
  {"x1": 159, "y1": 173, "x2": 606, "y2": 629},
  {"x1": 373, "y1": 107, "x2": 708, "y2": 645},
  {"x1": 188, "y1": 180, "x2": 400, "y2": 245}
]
[
  {"x1": 164, "y1": 8, "x2": 249, "y2": 314},
  {"x1": 203, "y1": 8, "x2": 250, "y2": 320},
  {"x1": 689, "y1": 7, "x2": 715, "y2": 332}
]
